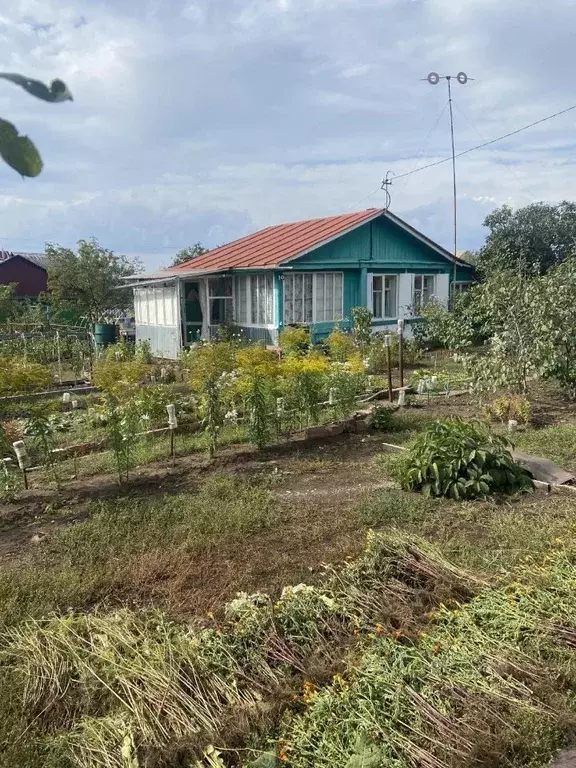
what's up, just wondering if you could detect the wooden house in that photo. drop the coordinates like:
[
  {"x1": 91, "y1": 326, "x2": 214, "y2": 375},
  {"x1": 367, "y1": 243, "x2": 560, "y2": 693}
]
[{"x1": 130, "y1": 208, "x2": 474, "y2": 359}]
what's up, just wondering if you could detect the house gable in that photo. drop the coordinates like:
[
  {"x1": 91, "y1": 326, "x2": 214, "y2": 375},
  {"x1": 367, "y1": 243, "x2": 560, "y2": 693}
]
[{"x1": 286, "y1": 214, "x2": 463, "y2": 272}]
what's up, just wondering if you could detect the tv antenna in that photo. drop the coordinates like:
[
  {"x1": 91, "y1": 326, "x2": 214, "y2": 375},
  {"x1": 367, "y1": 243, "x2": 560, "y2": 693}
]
[
  {"x1": 381, "y1": 170, "x2": 393, "y2": 210},
  {"x1": 424, "y1": 71, "x2": 472, "y2": 289}
]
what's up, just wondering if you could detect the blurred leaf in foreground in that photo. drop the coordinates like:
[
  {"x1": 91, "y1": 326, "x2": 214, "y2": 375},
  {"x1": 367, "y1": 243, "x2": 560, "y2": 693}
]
[
  {"x1": 0, "y1": 72, "x2": 73, "y2": 102},
  {"x1": 0, "y1": 118, "x2": 43, "y2": 177}
]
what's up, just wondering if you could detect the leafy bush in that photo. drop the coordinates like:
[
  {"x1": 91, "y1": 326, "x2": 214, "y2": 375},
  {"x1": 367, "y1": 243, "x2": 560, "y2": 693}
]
[
  {"x1": 189, "y1": 342, "x2": 237, "y2": 456},
  {"x1": 214, "y1": 321, "x2": 246, "y2": 345},
  {"x1": 394, "y1": 417, "x2": 534, "y2": 499},
  {"x1": 92, "y1": 357, "x2": 150, "y2": 396},
  {"x1": 351, "y1": 306, "x2": 372, "y2": 349},
  {"x1": 281, "y1": 351, "x2": 329, "y2": 426},
  {"x1": 279, "y1": 326, "x2": 310, "y2": 356},
  {"x1": 0, "y1": 357, "x2": 52, "y2": 395},
  {"x1": 485, "y1": 394, "x2": 532, "y2": 425},
  {"x1": 328, "y1": 363, "x2": 366, "y2": 420},
  {"x1": 236, "y1": 346, "x2": 281, "y2": 448},
  {"x1": 412, "y1": 295, "x2": 482, "y2": 350},
  {"x1": 365, "y1": 334, "x2": 421, "y2": 374},
  {"x1": 134, "y1": 339, "x2": 153, "y2": 363},
  {"x1": 326, "y1": 326, "x2": 354, "y2": 362},
  {"x1": 370, "y1": 405, "x2": 402, "y2": 432}
]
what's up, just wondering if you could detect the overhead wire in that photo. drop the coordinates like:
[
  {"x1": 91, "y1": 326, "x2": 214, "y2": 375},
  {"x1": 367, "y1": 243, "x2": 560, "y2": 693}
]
[
  {"x1": 347, "y1": 100, "x2": 450, "y2": 210},
  {"x1": 394, "y1": 99, "x2": 450, "y2": 194},
  {"x1": 389, "y1": 101, "x2": 576, "y2": 182},
  {"x1": 452, "y1": 101, "x2": 535, "y2": 202}
]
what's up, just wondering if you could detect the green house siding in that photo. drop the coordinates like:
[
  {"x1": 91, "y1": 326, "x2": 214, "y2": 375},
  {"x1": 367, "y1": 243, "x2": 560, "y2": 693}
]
[
  {"x1": 292, "y1": 218, "x2": 458, "y2": 272},
  {"x1": 278, "y1": 216, "x2": 472, "y2": 341},
  {"x1": 455, "y1": 264, "x2": 475, "y2": 282},
  {"x1": 235, "y1": 218, "x2": 473, "y2": 344}
]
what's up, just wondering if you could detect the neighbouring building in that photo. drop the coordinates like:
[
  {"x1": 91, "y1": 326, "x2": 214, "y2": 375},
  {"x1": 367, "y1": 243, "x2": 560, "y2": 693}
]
[
  {"x1": 0, "y1": 251, "x2": 48, "y2": 297},
  {"x1": 130, "y1": 208, "x2": 475, "y2": 359}
]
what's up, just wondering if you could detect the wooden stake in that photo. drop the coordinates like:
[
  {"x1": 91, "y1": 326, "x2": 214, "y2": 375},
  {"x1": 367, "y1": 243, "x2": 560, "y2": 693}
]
[
  {"x1": 398, "y1": 319, "x2": 405, "y2": 389},
  {"x1": 385, "y1": 334, "x2": 393, "y2": 403}
]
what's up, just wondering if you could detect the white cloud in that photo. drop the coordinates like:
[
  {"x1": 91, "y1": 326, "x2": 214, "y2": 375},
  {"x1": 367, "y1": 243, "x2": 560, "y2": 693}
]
[{"x1": 0, "y1": 0, "x2": 575, "y2": 266}]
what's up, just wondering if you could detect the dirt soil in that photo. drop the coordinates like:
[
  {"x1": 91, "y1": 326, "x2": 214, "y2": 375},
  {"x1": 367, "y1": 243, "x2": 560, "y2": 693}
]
[
  {"x1": 2, "y1": 384, "x2": 576, "y2": 616},
  {"x1": 0, "y1": 432, "x2": 391, "y2": 614}
]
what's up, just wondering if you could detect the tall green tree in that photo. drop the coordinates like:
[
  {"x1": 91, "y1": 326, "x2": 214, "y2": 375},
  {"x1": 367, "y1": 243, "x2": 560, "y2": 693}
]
[
  {"x1": 172, "y1": 242, "x2": 208, "y2": 266},
  {"x1": 539, "y1": 257, "x2": 576, "y2": 398},
  {"x1": 46, "y1": 239, "x2": 141, "y2": 325},
  {"x1": 0, "y1": 284, "x2": 17, "y2": 323},
  {"x1": 477, "y1": 201, "x2": 576, "y2": 276}
]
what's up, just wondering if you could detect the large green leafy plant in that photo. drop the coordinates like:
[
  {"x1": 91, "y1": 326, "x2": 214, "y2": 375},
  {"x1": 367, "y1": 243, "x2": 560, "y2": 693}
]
[
  {"x1": 0, "y1": 73, "x2": 72, "y2": 177},
  {"x1": 394, "y1": 417, "x2": 533, "y2": 499}
]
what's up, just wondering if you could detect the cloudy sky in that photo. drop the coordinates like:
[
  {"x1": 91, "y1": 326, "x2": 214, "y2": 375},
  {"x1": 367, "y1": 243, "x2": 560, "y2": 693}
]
[{"x1": 1, "y1": 0, "x2": 576, "y2": 269}]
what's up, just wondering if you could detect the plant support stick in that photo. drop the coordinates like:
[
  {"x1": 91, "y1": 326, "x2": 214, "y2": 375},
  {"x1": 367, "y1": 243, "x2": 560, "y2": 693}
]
[
  {"x1": 398, "y1": 318, "x2": 405, "y2": 389},
  {"x1": 385, "y1": 334, "x2": 393, "y2": 402}
]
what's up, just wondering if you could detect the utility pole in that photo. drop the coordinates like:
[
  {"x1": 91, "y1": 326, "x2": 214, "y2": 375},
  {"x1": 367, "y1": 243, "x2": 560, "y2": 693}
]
[{"x1": 424, "y1": 71, "x2": 472, "y2": 296}]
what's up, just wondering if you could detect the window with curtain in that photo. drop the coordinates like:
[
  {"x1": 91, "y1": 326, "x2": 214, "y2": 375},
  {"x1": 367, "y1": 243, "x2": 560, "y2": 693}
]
[
  {"x1": 283, "y1": 272, "x2": 343, "y2": 324},
  {"x1": 413, "y1": 275, "x2": 435, "y2": 313},
  {"x1": 234, "y1": 273, "x2": 274, "y2": 325},
  {"x1": 372, "y1": 275, "x2": 397, "y2": 319}
]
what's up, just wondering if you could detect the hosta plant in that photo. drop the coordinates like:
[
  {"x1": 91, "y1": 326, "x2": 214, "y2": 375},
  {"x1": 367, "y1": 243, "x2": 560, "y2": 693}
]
[{"x1": 394, "y1": 417, "x2": 533, "y2": 499}]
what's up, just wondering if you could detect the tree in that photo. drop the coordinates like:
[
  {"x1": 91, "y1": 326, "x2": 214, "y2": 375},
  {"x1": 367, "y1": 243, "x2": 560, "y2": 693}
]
[
  {"x1": 476, "y1": 201, "x2": 576, "y2": 276},
  {"x1": 172, "y1": 242, "x2": 208, "y2": 266},
  {"x1": 539, "y1": 257, "x2": 576, "y2": 398},
  {"x1": 462, "y1": 271, "x2": 547, "y2": 395},
  {"x1": 46, "y1": 239, "x2": 142, "y2": 326},
  {"x1": 457, "y1": 250, "x2": 477, "y2": 265},
  {"x1": 0, "y1": 284, "x2": 17, "y2": 323},
  {"x1": 0, "y1": 72, "x2": 72, "y2": 177}
]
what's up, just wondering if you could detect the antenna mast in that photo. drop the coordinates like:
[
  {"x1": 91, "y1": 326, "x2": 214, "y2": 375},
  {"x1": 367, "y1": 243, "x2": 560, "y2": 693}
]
[{"x1": 425, "y1": 71, "x2": 472, "y2": 294}]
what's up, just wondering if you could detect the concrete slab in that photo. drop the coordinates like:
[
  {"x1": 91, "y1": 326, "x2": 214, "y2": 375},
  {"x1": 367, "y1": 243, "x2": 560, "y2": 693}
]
[{"x1": 512, "y1": 450, "x2": 575, "y2": 486}]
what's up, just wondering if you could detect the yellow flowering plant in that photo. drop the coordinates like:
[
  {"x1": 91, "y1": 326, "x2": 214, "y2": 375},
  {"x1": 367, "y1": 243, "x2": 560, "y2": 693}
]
[
  {"x1": 280, "y1": 351, "x2": 330, "y2": 427},
  {"x1": 235, "y1": 346, "x2": 281, "y2": 448}
]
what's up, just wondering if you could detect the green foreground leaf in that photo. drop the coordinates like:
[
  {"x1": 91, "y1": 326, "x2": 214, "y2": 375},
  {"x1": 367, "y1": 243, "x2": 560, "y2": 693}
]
[{"x1": 0, "y1": 118, "x2": 43, "y2": 177}]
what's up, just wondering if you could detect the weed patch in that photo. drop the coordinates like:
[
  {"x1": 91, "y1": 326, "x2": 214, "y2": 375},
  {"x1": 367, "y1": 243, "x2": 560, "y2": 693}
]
[{"x1": 0, "y1": 475, "x2": 279, "y2": 628}]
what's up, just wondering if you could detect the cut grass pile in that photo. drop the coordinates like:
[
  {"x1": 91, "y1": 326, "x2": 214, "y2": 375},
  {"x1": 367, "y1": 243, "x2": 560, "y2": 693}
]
[
  {"x1": 3, "y1": 532, "x2": 576, "y2": 768},
  {"x1": 358, "y1": 485, "x2": 576, "y2": 573},
  {"x1": 0, "y1": 474, "x2": 280, "y2": 628}
]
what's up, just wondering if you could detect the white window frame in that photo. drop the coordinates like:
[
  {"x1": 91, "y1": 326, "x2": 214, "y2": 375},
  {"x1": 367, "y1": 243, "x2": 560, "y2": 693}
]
[
  {"x1": 234, "y1": 273, "x2": 275, "y2": 328},
  {"x1": 208, "y1": 276, "x2": 234, "y2": 325},
  {"x1": 283, "y1": 272, "x2": 343, "y2": 325},
  {"x1": 371, "y1": 274, "x2": 398, "y2": 320},
  {"x1": 413, "y1": 274, "x2": 435, "y2": 313},
  {"x1": 452, "y1": 281, "x2": 472, "y2": 295}
]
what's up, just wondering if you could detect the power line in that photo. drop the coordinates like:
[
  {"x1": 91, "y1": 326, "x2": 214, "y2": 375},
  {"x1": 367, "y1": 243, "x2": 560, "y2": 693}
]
[
  {"x1": 452, "y1": 101, "x2": 534, "y2": 202},
  {"x1": 389, "y1": 102, "x2": 576, "y2": 182},
  {"x1": 348, "y1": 100, "x2": 450, "y2": 211},
  {"x1": 395, "y1": 100, "x2": 449, "y2": 193}
]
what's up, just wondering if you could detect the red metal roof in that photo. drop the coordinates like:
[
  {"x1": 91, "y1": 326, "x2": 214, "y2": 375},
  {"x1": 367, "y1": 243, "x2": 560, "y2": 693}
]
[{"x1": 167, "y1": 208, "x2": 385, "y2": 273}]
